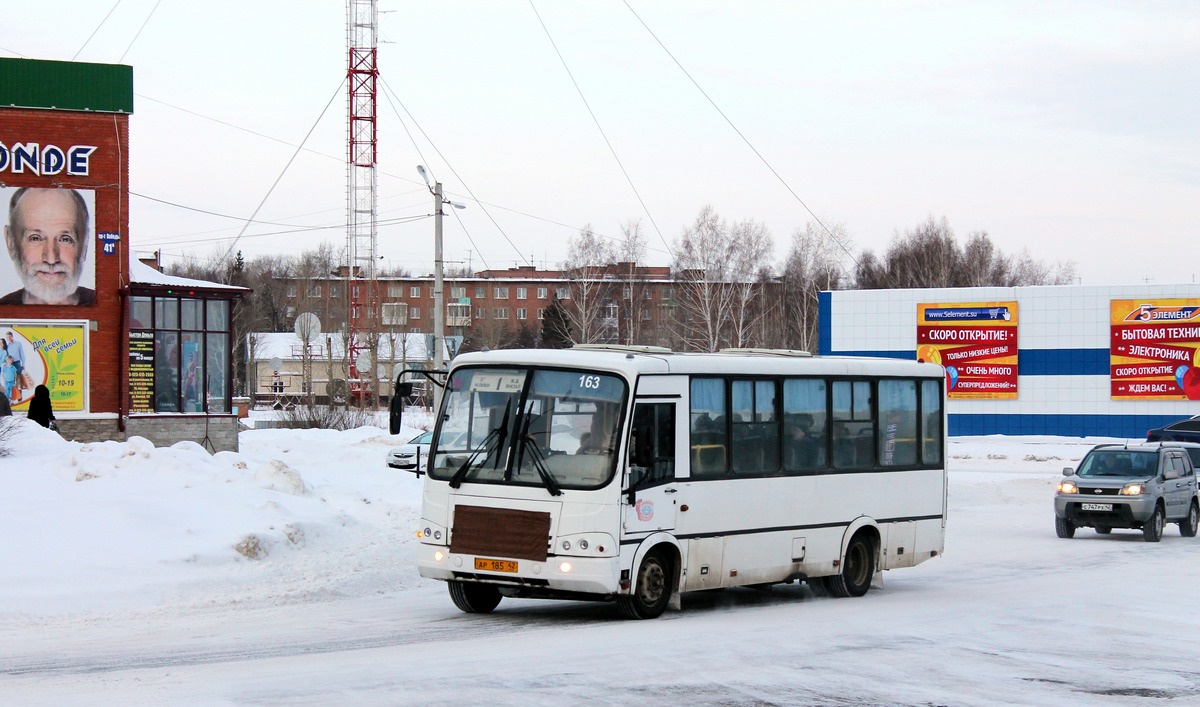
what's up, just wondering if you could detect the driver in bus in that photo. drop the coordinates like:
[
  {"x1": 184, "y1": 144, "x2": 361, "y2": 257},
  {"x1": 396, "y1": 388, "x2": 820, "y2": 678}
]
[{"x1": 579, "y1": 404, "x2": 615, "y2": 455}]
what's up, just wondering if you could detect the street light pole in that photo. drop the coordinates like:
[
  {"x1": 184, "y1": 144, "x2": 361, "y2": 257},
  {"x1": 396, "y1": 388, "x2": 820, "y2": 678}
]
[{"x1": 432, "y1": 180, "x2": 445, "y2": 416}]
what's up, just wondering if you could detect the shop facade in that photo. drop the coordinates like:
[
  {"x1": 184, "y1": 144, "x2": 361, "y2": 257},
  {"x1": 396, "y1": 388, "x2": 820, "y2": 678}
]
[{"x1": 1, "y1": 58, "x2": 244, "y2": 451}]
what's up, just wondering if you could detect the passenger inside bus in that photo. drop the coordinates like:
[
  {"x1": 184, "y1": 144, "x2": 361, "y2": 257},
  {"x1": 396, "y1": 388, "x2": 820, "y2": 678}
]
[{"x1": 784, "y1": 413, "x2": 819, "y2": 470}]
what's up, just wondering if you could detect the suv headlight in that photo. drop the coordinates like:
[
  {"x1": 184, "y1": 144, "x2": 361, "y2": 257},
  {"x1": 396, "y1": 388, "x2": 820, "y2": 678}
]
[
  {"x1": 1119, "y1": 483, "x2": 1145, "y2": 496},
  {"x1": 1057, "y1": 481, "x2": 1077, "y2": 494}
]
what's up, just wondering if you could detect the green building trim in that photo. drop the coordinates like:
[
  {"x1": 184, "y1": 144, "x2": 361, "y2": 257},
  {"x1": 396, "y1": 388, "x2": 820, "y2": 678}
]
[{"x1": 0, "y1": 58, "x2": 133, "y2": 114}]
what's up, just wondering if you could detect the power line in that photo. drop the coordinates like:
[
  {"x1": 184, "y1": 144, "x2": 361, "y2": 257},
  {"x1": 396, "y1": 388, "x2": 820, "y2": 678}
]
[
  {"x1": 378, "y1": 77, "x2": 531, "y2": 267},
  {"x1": 529, "y1": 0, "x2": 674, "y2": 261},
  {"x1": 72, "y1": 0, "x2": 123, "y2": 62},
  {"x1": 218, "y1": 78, "x2": 346, "y2": 265},
  {"x1": 621, "y1": 0, "x2": 858, "y2": 267},
  {"x1": 118, "y1": 0, "x2": 163, "y2": 63}
]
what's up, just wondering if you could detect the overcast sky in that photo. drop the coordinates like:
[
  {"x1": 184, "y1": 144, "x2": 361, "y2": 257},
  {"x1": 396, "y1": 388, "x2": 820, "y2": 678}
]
[{"x1": 4, "y1": 1, "x2": 1198, "y2": 285}]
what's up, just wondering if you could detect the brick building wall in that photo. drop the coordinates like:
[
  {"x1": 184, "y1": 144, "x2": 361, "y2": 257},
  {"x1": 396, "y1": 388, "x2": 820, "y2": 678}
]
[{"x1": 0, "y1": 106, "x2": 130, "y2": 416}]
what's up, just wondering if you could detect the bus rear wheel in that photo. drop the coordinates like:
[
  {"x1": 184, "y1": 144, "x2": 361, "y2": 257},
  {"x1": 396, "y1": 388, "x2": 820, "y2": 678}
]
[
  {"x1": 617, "y1": 549, "x2": 671, "y2": 619},
  {"x1": 825, "y1": 533, "x2": 875, "y2": 598},
  {"x1": 448, "y1": 581, "x2": 502, "y2": 613}
]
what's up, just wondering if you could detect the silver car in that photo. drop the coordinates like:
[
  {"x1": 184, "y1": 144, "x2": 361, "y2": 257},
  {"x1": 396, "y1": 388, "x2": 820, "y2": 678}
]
[
  {"x1": 1055, "y1": 442, "x2": 1200, "y2": 542},
  {"x1": 387, "y1": 431, "x2": 434, "y2": 472}
]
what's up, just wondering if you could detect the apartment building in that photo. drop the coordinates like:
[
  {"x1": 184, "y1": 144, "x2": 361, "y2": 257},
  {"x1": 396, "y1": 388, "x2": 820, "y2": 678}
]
[{"x1": 281, "y1": 263, "x2": 684, "y2": 351}]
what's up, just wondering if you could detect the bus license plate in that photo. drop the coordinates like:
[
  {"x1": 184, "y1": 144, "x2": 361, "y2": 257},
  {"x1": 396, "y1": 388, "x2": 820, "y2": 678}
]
[
  {"x1": 475, "y1": 558, "x2": 518, "y2": 573},
  {"x1": 1081, "y1": 503, "x2": 1112, "y2": 512}
]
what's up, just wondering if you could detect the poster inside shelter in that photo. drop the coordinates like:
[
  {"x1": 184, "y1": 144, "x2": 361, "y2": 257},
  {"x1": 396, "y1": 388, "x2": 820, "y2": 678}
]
[
  {"x1": 1110, "y1": 299, "x2": 1200, "y2": 400},
  {"x1": 917, "y1": 302, "x2": 1019, "y2": 399}
]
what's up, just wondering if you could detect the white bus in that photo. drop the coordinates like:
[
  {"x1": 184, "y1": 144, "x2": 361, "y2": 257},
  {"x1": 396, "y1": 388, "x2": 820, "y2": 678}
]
[{"x1": 413, "y1": 345, "x2": 946, "y2": 619}]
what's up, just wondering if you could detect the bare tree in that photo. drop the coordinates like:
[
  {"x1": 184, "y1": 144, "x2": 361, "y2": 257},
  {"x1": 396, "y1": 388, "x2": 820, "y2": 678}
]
[
  {"x1": 560, "y1": 225, "x2": 618, "y2": 345},
  {"x1": 617, "y1": 219, "x2": 649, "y2": 346},
  {"x1": 671, "y1": 206, "x2": 775, "y2": 352},
  {"x1": 777, "y1": 220, "x2": 851, "y2": 352},
  {"x1": 855, "y1": 216, "x2": 1075, "y2": 289}
]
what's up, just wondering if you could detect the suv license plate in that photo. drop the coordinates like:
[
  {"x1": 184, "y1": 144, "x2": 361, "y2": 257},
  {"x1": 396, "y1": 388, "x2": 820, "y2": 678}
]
[
  {"x1": 1081, "y1": 503, "x2": 1113, "y2": 512},
  {"x1": 475, "y1": 558, "x2": 518, "y2": 573}
]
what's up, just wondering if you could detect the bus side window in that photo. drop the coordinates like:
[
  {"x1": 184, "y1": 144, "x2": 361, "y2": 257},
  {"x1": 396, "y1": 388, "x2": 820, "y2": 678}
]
[{"x1": 630, "y1": 402, "x2": 676, "y2": 486}]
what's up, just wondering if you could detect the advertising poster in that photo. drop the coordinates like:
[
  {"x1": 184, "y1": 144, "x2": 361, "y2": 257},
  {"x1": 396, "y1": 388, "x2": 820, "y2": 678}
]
[
  {"x1": 128, "y1": 330, "x2": 154, "y2": 413},
  {"x1": 916, "y1": 302, "x2": 1019, "y2": 399},
  {"x1": 0, "y1": 320, "x2": 87, "y2": 411},
  {"x1": 1110, "y1": 299, "x2": 1200, "y2": 400},
  {"x1": 0, "y1": 186, "x2": 98, "y2": 305}
]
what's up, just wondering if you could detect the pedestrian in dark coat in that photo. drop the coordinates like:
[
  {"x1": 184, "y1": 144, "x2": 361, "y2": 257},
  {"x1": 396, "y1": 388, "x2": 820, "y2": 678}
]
[{"x1": 28, "y1": 384, "x2": 54, "y2": 428}]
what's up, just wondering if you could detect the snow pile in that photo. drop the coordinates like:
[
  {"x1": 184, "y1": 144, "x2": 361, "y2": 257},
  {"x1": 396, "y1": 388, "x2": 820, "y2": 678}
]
[{"x1": 0, "y1": 417, "x2": 429, "y2": 614}]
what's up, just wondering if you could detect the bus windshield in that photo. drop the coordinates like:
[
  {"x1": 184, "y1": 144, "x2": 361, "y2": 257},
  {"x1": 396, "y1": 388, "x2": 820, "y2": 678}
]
[{"x1": 429, "y1": 366, "x2": 628, "y2": 492}]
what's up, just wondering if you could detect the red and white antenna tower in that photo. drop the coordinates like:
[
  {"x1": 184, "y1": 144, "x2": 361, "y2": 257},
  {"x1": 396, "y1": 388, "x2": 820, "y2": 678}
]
[{"x1": 346, "y1": 0, "x2": 379, "y2": 405}]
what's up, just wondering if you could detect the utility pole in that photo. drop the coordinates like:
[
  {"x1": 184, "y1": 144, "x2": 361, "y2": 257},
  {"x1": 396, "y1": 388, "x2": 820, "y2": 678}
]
[
  {"x1": 433, "y1": 180, "x2": 445, "y2": 415},
  {"x1": 418, "y1": 165, "x2": 465, "y2": 416}
]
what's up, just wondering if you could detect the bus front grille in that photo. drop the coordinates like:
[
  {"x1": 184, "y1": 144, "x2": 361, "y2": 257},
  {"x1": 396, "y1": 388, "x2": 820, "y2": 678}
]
[{"x1": 449, "y1": 504, "x2": 551, "y2": 562}]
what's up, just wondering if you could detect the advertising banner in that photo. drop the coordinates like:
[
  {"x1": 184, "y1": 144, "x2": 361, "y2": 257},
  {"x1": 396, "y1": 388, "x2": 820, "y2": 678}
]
[
  {"x1": 0, "y1": 320, "x2": 87, "y2": 411},
  {"x1": 917, "y1": 302, "x2": 1019, "y2": 399},
  {"x1": 1110, "y1": 299, "x2": 1200, "y2": 400},
  {"x1": 0, "y1": 186, "x2": 97, "y2": 306},
  {"x1": 128, "y1": 330, "x2": 154, "y2": 413}
]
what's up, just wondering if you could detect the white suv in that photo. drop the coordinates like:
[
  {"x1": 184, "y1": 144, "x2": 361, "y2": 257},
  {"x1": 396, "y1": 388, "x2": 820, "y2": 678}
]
[{"x1": 1054, "y1": 443, "x2": 1200, "y2": 542}]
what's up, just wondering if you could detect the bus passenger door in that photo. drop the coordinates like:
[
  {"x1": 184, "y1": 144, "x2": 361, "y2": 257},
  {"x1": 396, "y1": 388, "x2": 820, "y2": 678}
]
[{"x1": 623, "y1": 400, "x2": 678, "y2": 534}]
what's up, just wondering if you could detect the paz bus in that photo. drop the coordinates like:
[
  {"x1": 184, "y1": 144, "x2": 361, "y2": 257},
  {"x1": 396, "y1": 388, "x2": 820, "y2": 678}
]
[{"x1": 412, "y1": 345, "x2": 946, "y2": 619}]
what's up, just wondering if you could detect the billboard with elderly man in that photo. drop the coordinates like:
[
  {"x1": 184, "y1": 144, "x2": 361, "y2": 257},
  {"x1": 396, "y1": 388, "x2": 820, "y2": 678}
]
[{"x1": 0, "y1": 186, "x2": 97, "y2": 306}]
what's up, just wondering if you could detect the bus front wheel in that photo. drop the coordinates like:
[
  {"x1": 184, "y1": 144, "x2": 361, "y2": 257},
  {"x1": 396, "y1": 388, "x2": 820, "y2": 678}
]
[
  {"x1": 825, "y1": 532, "x2": 875, "y2": 598},
  {"x1": 617, "y1": 549, "x2": 671, "y2": 619},
  {"x1": 448, "y1": 581, "x2": 502, "y2": 613}
]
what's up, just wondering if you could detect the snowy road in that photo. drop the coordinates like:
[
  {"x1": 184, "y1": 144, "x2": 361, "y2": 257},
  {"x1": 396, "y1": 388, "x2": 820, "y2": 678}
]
[{"x1": 3, "y1": 430, "x2": 1200, "y2": 704}]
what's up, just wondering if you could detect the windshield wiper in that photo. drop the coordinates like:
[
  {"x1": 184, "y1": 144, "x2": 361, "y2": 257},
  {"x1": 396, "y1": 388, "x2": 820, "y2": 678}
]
[
  {"x1": 449, "y1": 400, "x2": 510, "y2": 489},
  {"x1": 512, "y1": 411, "x2": 562, "y2": 496}
]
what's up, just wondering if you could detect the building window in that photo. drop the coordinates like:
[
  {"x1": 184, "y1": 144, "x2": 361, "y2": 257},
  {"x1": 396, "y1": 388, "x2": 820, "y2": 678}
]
[
  {"x1": 308, "y1": 284, "x2": 322, "y2": 297},
  {"x1": 556, "y1": 287, "x2": 570, "y2": 299},
  {"x1": 474, "y1": 307, "x2": 486, "y2": 319},
  {"x1": 517, "y1": 308, "x2": 527, "y2": 320},
  {"x1": 451, "y1": 286, "x2": 466, "y2": 299},
  {"x1": 517, "y1": 287, "x2": 527, "y2": 300},
  {"x1": 494, "y1": 308, "x2": 509, "y2": 320},
  {"x1": 537, "y1": 308, "x2": 546, "y2": 320},
  {"x1": 537, "y1": 287, "x2": 547, "y2": 299},
  {"x1": 353, "y1": 285, "x2": 361, "y2": 298},
  {"x1": 286, "y1": 284, "x2": 297, "y2": 298},
  {"x1": 663, "y1": 287, "x2": 673, "y2": 300},
  {"x1": 603, "y1": 302, "x2": 618, "y2": 319},
  {"x1": 494, "y1": 287, "x2": 509, "y2": 299},
  {"x1": 475, "y1": 286, "x2": 485, "y2": 299},
  {"x1": 411, "y1": 307, "x2": 421, "y2": 319},
  {"x1": 623, "y1": 287, "x2": 631, "y2": 299},
  {"x1": 641, "y1": 307, "x2": 651, "y2": 320},
  {"x1": 330, "y1": 285, "x2": 340, "y2": 298},
  {"x1": 644, "y1": 289, "x2": 653, "y2": 300},
  {"x1": 130, "y1": 295, "x2": 232, "y2": 415},
  {"x1": 388, "y1": 286, "x2": 404, "y2": 298},
  {"x1": 382, "y1": 302, "x2": 408, "y2": 326},
  {"x1": 410, "y1": 286, "x2": 421, "y2": 298}
]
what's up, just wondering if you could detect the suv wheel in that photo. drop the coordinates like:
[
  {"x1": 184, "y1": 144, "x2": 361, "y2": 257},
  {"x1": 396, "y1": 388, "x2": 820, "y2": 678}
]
[
  {"x1": 1179, "y1": 502, "x2": 1199, "y2": 538},
  {"x1": 1055, "y1": 516, "x2": 1076, "y2": 539},
  {"x1": 1143, "y1": 505, "x2": 1165, "y2": 542}
]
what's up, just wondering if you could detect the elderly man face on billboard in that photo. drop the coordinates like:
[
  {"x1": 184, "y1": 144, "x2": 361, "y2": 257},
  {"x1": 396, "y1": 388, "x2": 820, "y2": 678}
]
[{"x1": 2, "y1": 187, "x2": 96, "y2": 306}]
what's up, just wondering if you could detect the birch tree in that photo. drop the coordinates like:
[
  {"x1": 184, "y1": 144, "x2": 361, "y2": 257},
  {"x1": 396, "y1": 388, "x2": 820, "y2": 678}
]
[
  {"x1": 672, "y1": 206, "x2": 775, "y2": 352},
  {"x1": 560, "y1": 224, "x2": 617, "y2": 344}
]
